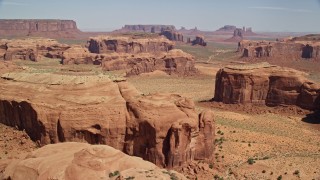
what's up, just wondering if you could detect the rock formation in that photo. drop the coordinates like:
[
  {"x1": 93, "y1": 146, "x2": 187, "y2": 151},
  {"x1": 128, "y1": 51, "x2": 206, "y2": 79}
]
[
  {"x1": 191, "y1": 36, "x2": 207, "y2": 46},
  {"x1": 233, "y1": 28, "x2": 243, "y2": 38},
  {"x1": 87, "y1": 35, "x2": 174, "y2": 54},
  {"x1": 0, "y1": 38, "x2": 70, "y2": 61},
  {"x1": 216, "y1": 25, "x2": 237, "y2": 32},
  {"x1": 0, "y1": 19, "x2": 81, "y2": 38},
  {"x1": 0, "y1": 72, "x2": 214, "y2": 168},
  {"x1": 238, "y1": 40, "x2": 320, "y2": 60},
  {"x1": 213, "y1": 62, "x2": 320, "y2": 110},
  {"x1": 224, "y1": 28, "x2": 244, "y2": 42},
  {"x1": 0, "y1": 142, "x2": 187, "y2": 180},
  {"x1": 78, "y1": 35, "x2": 197, "y2": 76},
  {"x1": 116, "y1": 25, "x2": 176, "y2": 33},
  {"x1": 160, "y1": 30, "x2": 184, "y2": 42},
  {"x1": 215, "y1": 25, "x2": 256, "y2": 35}
]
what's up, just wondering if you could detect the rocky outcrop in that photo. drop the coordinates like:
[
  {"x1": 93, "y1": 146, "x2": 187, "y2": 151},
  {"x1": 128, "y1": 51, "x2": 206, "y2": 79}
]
[
  {"x1": 0, "y1": 19, "x2": 81, "y2": 38},
  {"x1": 0, "y1": 142, "x2": 187, "y2": 180},
  {"x1": 224, "y1": 28, "x2": 244, "y2": 42},
  {"x1": 238, "y1": 40, "x2": 320, "y2": 60},
  {"x1": 0, "y1": 72, "x2": 214, "y2": 168},
  {"x1": 61, "y1": 45, "x2": 99, "y2": 65},
  {"x1": 117, "y1": 25, "x2": 176, "y2": 33},
  {"x1": 233, "y1": 28, "x2": 243, "y2": 39},
  {"x1": 216, "y1": 25, "x2": 237, "y2": 32},
  {"x1": 124, "y1": 49, "x2": 197, "y2": 76},
  {"x1": 191, "y1": 36, "x2": 207, "y2": 46},
  {"x1": 87, "y1": 35, "x2": 174, "y2": 54},
  {"x1": 0, "y1": 38, "x2": 70, "y2": 61},
  {"x1": 213, "y1": 62, "x2": 320, "y2": 110},
  {"x1": 216, "y1": 25, "x2": 256, "y2": 36},
  {"x1": 160, "y1": 30, "x2": 184, "y2": 42},
  {"x1": 80, "y1": 35, "x2": 197, "y2": 76}
]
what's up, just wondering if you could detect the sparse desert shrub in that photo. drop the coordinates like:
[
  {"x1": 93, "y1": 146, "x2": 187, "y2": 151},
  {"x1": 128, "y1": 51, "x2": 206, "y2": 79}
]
[
  {"x1": 125, "y1": 176, "x2": 135, "y2": 180},
  {"x1": 247, "y1": 158, "x2": 255, "y2": 165},
  {"x1": 209, "y1": 164, "x2": 213, "y2": 169},
  {"x1": 277, "y1": 175, "x2": 282, "y2": 180},
  {"x1": 262, "y1": 170, "x2": 266, "y2": 173},
  {"x1": 293, "y1": 170, "x2": 300, "y2": 175},
  {"x1": 109, "y1": 170, "x2": 120, "y2": 178}
]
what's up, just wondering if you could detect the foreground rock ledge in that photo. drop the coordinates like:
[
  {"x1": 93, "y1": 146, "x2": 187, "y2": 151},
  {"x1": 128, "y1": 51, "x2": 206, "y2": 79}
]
[
  {"x1": 0, "y1": 72, "x2": 214, "y2": 168},
  {"x1": 213, "y1": 62, "x2": 320, "y2": 110},
  {"x1": 0, "y1": 142, "x2": 187, "y2": 180}
]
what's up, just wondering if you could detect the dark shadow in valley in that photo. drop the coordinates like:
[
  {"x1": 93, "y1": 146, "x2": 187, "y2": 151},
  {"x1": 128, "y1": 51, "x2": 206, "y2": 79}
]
[{"x1": 302, "y1": 110, "x2": 320, "y2": 124}]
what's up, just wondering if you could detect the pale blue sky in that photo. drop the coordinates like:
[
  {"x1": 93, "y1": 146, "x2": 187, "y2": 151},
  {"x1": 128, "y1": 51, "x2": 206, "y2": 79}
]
[{"x1": 0, "y1": 0, "x2": 319, "y2": 32}]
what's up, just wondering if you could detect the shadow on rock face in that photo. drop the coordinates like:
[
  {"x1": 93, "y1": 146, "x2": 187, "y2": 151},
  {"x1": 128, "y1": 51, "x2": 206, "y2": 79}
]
[{"x1": 302, "y1": 110, "x2": 320, "y2": 124}]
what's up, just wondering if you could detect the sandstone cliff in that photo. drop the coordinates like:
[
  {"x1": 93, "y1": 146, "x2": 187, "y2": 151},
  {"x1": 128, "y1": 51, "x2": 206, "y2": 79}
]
[
  {"x1": 0, "y1": 72, "x2": 214, "y2": 168},
  {"x1": 160, "y1": 30, "x2": 184, "y2": 42},
  {"x1": 213, "y1": 62, "x2": 320, "y2": 110},
  {"x1": 87, "y1": 35, "x2": 174, "y2": 54},
  {"x1": 80, "y1": 35, "x2": 196, "y2": 76},
  {"x1": 238, "y1": 40, "x2": 320, "y2": 60},
  {"x1": 0, "y1": 19, "x2": 81, "y2": 38},
  {"x1": 0, "y1": 142, "x2": 187, "y2": 180},
  {"x1": 0, "y1": 38, "x2": 70, "y2": 61}
]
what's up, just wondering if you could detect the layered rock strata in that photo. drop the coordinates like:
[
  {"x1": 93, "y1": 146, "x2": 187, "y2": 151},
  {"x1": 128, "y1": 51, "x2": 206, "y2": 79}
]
[
  {"x1": 0, "y1": 19, "x2": 81, "y2": 38},
  {"x1": 213, "y1": 62, "x2": 320, "y2": 110},
  {"x1": 0, "y1": 142, "x2": 187, "y2": 180},
  {"x1": 0, "y1": 72, "x2": 214, "y2": 168},
  {"x1": 238, "y1": 40, "x2": 320, "y2": 60},
  {"x1": 0, "y1": 38, "x2": 70, "y2": 61}
]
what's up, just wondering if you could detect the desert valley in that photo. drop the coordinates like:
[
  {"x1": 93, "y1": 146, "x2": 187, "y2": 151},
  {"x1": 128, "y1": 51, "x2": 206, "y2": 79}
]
[{"x1": 0, "y1": 8, "x2": 319, "y2": 180}]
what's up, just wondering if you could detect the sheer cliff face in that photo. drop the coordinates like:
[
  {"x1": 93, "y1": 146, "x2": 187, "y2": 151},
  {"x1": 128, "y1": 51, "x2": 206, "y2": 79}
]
[
  {"x1": 0, "y1": 73, "x2": 214, "y2": 168},
  {"x1": 214, "y1": 63, "x2": 320, "y2": 110},
  {"x1": 238, "y1": 40, "x2": 320, "y2": 60},
  {"x1": 0, "y1": 19, "x2": 81, "y2": 38}
]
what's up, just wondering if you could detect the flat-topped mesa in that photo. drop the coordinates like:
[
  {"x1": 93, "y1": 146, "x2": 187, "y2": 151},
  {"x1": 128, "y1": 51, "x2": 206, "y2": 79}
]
[
  {"x1": 0, "y1": 73, "x2": 215, "y2": 168},
  {"x1": 87, "y1": 35, "x2": 174, "y2": 54},
  {"x1": 216, "y1": 25, "x2": 237, "y2": 32},
  {"x1": 0, "y1": 19, "x2": 81, "y2": 38},
  {"x1": 238, "y1": 39, "x2": 320, "y2": 60},
  {"x1": 119, "y1": 25, "x2": 176, "y2": 33},
  {"x1": 213, "y1": 62, "x2": 320, "y2": 110},
  {"x1": 0, "y1": 38, "x2": 70, "y2": 61}
]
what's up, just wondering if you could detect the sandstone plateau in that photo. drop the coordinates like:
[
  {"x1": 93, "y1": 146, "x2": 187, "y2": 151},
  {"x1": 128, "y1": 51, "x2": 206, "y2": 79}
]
[
  {"x1": 0, "y1": 35, "x2": 197, "y2": 76},
  {"x1": 116, "y1": 25, "x2": 176, "y2": 33},
  {"x1": 238, "y1": 39, "x2": 320, "y2": 60},
  {"x1": 63, "y1": 35, "x2": 197, "y2": 76},
  {"x1": 213, "y1": 62, "x2": 320, "y2": 110},
  {"x1": 0, "y1": 19, "x2": 81, "y2": 38},
  {"x1": 0, "y1": 72, "x2": 214, "y2": 168},
  {"x1": 0, "y1": 142, "x2": 187, "y2": 180},
  {"x1": 87, "y1": 35, "x2": 174, "y2": 54},
  {"x1": 0, "y1": 38, "x2": 70, "y2": 61}
]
